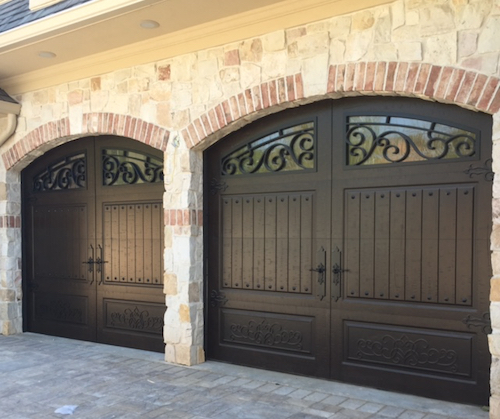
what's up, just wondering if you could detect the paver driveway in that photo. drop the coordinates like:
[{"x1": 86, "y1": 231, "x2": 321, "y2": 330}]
[{"x1": 0, "y1": 333, "x2": 489, "y2": 419}]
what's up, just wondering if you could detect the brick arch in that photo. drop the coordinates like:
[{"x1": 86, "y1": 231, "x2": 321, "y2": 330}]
[
  {"x1": 2, "y1": 112, "x2": 171, "y2": 170},
  {"x1": 183, "y1": 62, "x2": 500, "y2": 149}
]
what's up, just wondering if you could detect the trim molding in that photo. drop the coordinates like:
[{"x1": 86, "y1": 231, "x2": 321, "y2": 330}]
[{"x1": 0, "y1": 0, "x2": 394, "y2": 94}]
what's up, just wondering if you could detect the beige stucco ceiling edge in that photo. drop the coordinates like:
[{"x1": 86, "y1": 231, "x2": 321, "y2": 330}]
[
  {"x1": 0, "y1": 0, "x2": 394, "y2": 94},
  {"x1": 0, "y1": 0, "x2": 165, "y2": 51}
]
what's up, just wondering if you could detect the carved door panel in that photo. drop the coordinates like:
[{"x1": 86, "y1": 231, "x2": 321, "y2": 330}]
[
  {"x1": 205, "y1": 98, "x2": 492, "y2": 405},
  {"x1": 205, "y1": 102, "x2": 333, "y2": 377},
  {"x1": 94, "y1": 137, "x2": 165, "y2": 352},
  {"x1": 23, "y1": 136, "x2": 164, "y2": 352},
  {"x1": 330, "y1": 98, "x2": 492, "y2": 405},
  {"x1": 24, "y1": 138, "x2": 97, "y2": 341}
]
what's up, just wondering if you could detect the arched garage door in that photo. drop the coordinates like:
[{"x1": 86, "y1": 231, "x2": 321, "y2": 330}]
[
  {"x1": 23, "y1": 136, "x2": 165, "y2": 352},
  {"x1": 205, "y1": 98, "x2": 492, "y2": 405}
]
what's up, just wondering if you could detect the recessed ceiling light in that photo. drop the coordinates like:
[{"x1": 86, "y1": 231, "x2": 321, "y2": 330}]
[
  {"x1": 140, "y1": 20, "x2": 160, "y2": 29},
  {"x1": 38, "y1": 51, "x2": 56, "y2": 58}
]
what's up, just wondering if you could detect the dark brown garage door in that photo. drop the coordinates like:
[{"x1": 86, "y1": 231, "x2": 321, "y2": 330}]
[
  {"x1": 205, "y1": 98, "x2": 492, "y2": 405},
  {"x1": 23, "y1": 136, "x2": 165, "y2": 352}
]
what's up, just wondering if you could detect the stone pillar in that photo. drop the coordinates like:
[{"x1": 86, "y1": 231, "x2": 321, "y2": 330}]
[
  {"x1": 163, "y1": 137, "x2": 204, "y2": 365},
  {"x1": 0, "y1": 169, "x2": 22, "y2": 335}
]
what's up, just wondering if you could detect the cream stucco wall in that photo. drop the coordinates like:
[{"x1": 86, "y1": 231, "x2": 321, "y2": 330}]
[{"x1": 1, "y1": 0, "x2": 500, "y2": 414}]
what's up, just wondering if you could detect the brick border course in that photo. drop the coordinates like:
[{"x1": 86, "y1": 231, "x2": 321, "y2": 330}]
[{"x1": 2, "y1": 113, "x2": 170, "y2": 170}]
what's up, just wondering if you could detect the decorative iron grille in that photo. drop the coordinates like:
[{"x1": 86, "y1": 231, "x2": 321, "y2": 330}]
[
  {"x1": 221, "y1": 122, "x2": 315, "y2": 175},
  {"x1": 346, "y1": 116, "x2": 477, "y2": 166},
  {"x1": 102, "y1": 149, "x2": 164, "y2": 186},
  {"x1": 33, "y1": 153, "x2": 86, "y2": 192}
]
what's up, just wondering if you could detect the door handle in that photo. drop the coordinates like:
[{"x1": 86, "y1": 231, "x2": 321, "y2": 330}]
[
  {"x1": 95, "y1": 244, "x2": 109, "y2": 284},
  {"x1": 311, "y1": 246, "x2": 326, "y2": 301},
  {"x1": 332, "y1": 247, "x2": 346, "y2": 302},
  {"x1": 83, "y1": 244, "x2": 95, "y2": 284}
]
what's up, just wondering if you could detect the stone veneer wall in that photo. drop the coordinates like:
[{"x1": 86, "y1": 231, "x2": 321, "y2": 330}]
[{"x1": 2, "y1": 0, "x2": 500, "y2": 414}]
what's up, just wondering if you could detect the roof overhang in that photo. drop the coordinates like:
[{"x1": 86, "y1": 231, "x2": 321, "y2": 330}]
[{"x1": 0, "y1": 0, "x2": 394, "y2": 94}]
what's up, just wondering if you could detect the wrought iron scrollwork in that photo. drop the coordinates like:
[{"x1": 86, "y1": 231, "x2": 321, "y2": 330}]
[
  {"x1": 38, "y1": 300, "x2": 84, "y2": 324},
  {"x1": 33, "y1": 153, "x2": 86, "y2": 192},
  {"x1": 229, "y1": 319, "x2": 303, "y2": 350},
  {"x1": 102, "y1": 149, "x2": 164, "y2": 186},
  {"x1": 210, "y1": 290, "x2": 228, "y2": 307},
  {"x1": 356, "y1": 334, "x2": 458, "y2": 372},
  {"x1": 109, "y1": 306, "x2": 163, "y2": 333},
  {"x1": 210, "y1": 179, "x2": 228, "y2": 195},
  {"x1": 462, "y1": 312, "x2": 492, "y2": 335},
  {"x1": 221, "y1": 122, "x2": 315, "y2": 175},
  {"x1": 463, "y1": 159, "x2": 494, "y2": 181},
  {"x1": 346, "y1": 116, "x2": 476, "y2": 166}
]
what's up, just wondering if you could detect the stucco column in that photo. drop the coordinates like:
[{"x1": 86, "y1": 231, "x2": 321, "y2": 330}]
[{"x1": 163, "y1": 137, "x2": 204, "y2": 365}]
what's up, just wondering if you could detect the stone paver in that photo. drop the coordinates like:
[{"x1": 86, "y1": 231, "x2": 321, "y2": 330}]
[{"x1": 0, "y1": 333, "x2": 490, "y2": 419}]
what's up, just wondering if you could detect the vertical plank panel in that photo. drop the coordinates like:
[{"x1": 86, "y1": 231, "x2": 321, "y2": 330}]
[
  {"x1": 389, "y1": 189, "x2": 406, "y2": 300},
  {"x1": 104, "y1": 205, "x2": 112, "y2": 282},
  {"x1": 405, "y1": 189, "x2": 422, "y2": 302},
  {"x1": 288, "y1": 195, "x2": 301, "y2": 293},
  {"x1": 300, "y1": 194, "x2": 313, "y2": 294},
  {"x1": 152, "y1": 203, "x2": 161, "y2": 285},
  {"x1": 439, "y1": 188, "x2": 457, "y2": 304},
  {"x1": 119, "y1": 204, "x2": 128, "y2": 283},
  {"x1": 111, "y1": 205, "x2": 121, "y2": 282},
  {"x1": 221, "y1": 198, "x2": 232, "y2": 288},
  {"x1": 264, "y1": 195, "x2": 277, "y2": 291},
  {"x1": 71, "y1": 208, "x2": 78, "y2": 279},
  {"x1": 231, "y1": 198, "x2": 243, "y2": 288},
  {"x1": 80, "y1": 207, "x2": 87, "y2": 280},
  {"x1": 359, "y1": 191, "x2": 375, "y2": 298},
  {"x1": 345, "y1": 191, "x2": 360, "y2": 298},
  {"x1": 421, "y1": 188, "x2": 439, "y2": 302},
  {"x1": 143, "y1": 203, "x2": 153, "y2": 284},
  {"x1": 276, "y1": 195, "x2": 289, "y2": 292},
  {"x1": 242, "y1": 197, "x2": 254, "y2": 290},
  {"x1": 456, "y1": 186, "x2": 474, "y2": 305},
  {"x1": 127, "y1": 204, "x2": 136, "y2": 284},
  {"x1": 253, "y1": 197, "x2": 265, "y2": 291},
  {"x1": 135, "y1": 204, "x2": 144, "y2": 283},
  {"x1": 374, "y1": 191, "x2": 390, "y2": 299}
]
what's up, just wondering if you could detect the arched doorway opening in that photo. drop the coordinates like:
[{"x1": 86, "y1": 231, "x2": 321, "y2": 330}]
[
  {"x1": 204, "y1": 97, "x2": 492, "y2": 404},
  {"x1": 22, "y1": 136, "x2": 165, "y2": 352}
]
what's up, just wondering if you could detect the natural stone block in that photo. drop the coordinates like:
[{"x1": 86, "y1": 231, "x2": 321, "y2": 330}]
[
  {"x1": 345, "y1": 30, "x2": 373, "y2": 61},
  {"x1": 490, "y1": 334, "x2": 500, "y2": 357},
  {"x1": 329, "y1": 16, "x2": 351, "y2": 40},
  {"x1": 492, "y1": 302, "x2": 500, "y2": 329},
  {"x1": 302, "y1": 54, "x2": 329, "y2": 96},
  {"x1": 406, "y1": 10, "x2": 419, "y2": 26},
  {"x1": 164, "y1": 273, "x2": 178, "y2": 295},
  {"x1": 396, "y1": 42, "x2": 422, "y2": 61},
  {"x1": 420, "y1": 5, "x2": 455, "y2": 36},
  {"x1": 240, "y1": 39, "x2": 263, "y2": 62},
  {"x1": 329, "y1": 39, "x2": 346, "y2": 64},
  {"x1": 391, "y1": 1, "x2": 405, "y2": 30},
  {"x1": 458, "y1": 31, "x2": 478, "y2": 58},
  {"x1": 262, "y1": 31, "x2": 285, "y2": 52},
  {"x1": 68, "y1": 90, "x2": 84, "y2": 106},
  {"x1": 461, "y1": 53, "x2": 499, "y2": 75},
  {"x1": 493, "y1": 356, "x2": 500, "y2": 395},
  {"x1": 424, "y1": 33, "x2": 457, "y2": 66},
  {"x1": 179, "y1": 304, "x2": 190, "y2": 323},
  {"x1": 490, "y1": 394, "x2": 500, "y2": 419},
  {"x1": 352, "y1": 10, "x2": 375, "y2": 32},
  {"x1": 296, "y1": 32, "x2": 329, "y2": 57},
  {"x1": 478, "y1": 16, "x2": 500, "y2": 54},
  {"x1": 492, "y1": 277, "x2": 500, "y2": 302}
]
